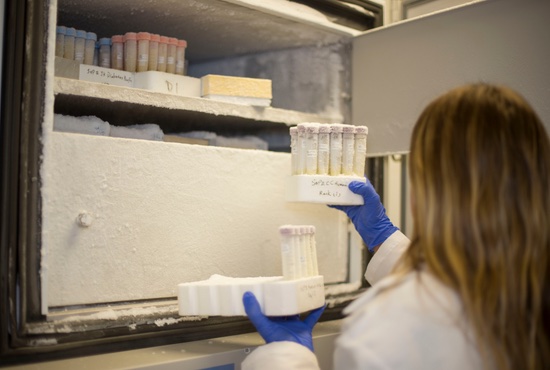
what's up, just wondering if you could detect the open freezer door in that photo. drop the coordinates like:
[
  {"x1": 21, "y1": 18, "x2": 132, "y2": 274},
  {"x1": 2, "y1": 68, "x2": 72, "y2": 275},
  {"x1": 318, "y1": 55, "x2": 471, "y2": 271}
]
[{"x1": 352, "y1": 0, "x2": 550, "y2": 156}]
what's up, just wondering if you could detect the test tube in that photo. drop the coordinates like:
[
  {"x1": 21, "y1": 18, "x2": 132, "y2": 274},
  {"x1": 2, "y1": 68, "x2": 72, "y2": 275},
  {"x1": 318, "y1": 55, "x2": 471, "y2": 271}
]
[
  {"x1": 299, "y1": 226, "x2": 309, "y2": 277},
  {"x1": 305, "y1": 123, "x2": 320, "y2": 175},
  {"x1": 63, "y1": 27, "x2": 76, "y2": 60},
  {"x1": 55, "y1": 26, "x2": 66, "y2": 58},
  {"x1": 98, "y1": 37, "x2": 111, "y2": 68},
  {"x1": 157, "y1": 36, "x2": 168, "y2": 72},
  {"x1": 290, "y1": 127, "x2": 298, "y2": 175},
  {"x1": 296, "y1": 124, "x2": 307, "y2": 175},
  {"x1": 354, "y1": 126, "x2": 368, "y2": 176},
  {"x1": 176, "y1": 39, "x2": 187, "y2": 75},
  {"x1": 308, "y1": 225, "x2": 319, "y2": 276},
  {"x1": 74, "y1": 29, "x2": 86, "y2": 64},
  {"x1": 148, "y1": 34, "x2": 160, "y2": 71},
  {"x1": 279, "y1": 225, "x2": 297, "y2": 280},
  {"x1": 329, "y1": 124, "x2": 344, "y2": 176},
  {"x1": 84, "y1": 32, "x2": 97, "y2": 65},
  {"x1": 317, "y1": 124, "x2": 330, "y2": 175},
  {"x1": 137, "y1": 32, "x2": 151, "y2": 72},
  {"x1": 111, "y1": 35, "x2": 124, "y2": 70},
  {"x1": 123, "y1": 32, "x2": 137, "y2": 72},
  {"x1": 342, "y1": 124, "x2": 355, "y2": 175},
  {"x1": 166, "y1": 37, "x2": 178, "y2": 74},
  {"x1": 93, "y1": 41, "x2": 99, "y2": 66}
]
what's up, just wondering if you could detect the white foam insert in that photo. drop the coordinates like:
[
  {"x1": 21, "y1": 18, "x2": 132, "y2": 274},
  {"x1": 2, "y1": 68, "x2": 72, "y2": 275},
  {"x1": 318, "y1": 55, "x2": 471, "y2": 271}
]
[
  {"x1": 287, "y1": 175, "x2": 365, "y2": 205},
  {"x1": 134, "y1": 71, "x2": 201, "y2": 98},
  {"x1": 178, "y1": 275, "x2": 325, "y2": 316}
]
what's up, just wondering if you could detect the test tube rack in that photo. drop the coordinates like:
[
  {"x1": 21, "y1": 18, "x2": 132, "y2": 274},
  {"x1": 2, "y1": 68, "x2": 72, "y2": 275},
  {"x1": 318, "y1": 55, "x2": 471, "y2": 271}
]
[
  {"x1": 177, "y1": 225, "x2": 325, "y2": 317},
  {"x1": 287, "y1": 123, "x2": 368, "y2": 205}
]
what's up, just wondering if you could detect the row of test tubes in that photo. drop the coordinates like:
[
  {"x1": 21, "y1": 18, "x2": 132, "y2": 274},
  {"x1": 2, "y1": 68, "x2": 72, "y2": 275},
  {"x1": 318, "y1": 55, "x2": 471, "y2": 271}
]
[
  {"x1": 56, "y1": 26, "x2": 187, "y2": 75},
  {"x1": 290, "y1": 123, "x2": 368, "y2": 177},
  {"x1": 279, "y1": 225, "x2": 319, "y2": 280}
]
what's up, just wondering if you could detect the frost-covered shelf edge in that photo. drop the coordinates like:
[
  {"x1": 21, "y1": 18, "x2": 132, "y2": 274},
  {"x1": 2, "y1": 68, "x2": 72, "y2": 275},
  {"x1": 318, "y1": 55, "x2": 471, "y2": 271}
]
[{"x1": 53, "y1": 77, "x2": 340, "y2": 128}]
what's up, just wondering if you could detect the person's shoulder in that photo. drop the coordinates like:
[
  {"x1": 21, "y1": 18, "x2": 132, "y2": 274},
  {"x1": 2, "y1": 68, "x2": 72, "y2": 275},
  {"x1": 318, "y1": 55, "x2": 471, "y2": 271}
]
[{"x1": 344, "y1": 270, "x2": 462, "y2": 329}]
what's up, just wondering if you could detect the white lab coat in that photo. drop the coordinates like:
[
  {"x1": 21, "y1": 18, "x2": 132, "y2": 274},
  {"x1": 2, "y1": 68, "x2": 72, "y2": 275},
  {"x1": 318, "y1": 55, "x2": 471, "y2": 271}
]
[{"x1": 241, "y1": 230, "x2": 485, "y2": 370}]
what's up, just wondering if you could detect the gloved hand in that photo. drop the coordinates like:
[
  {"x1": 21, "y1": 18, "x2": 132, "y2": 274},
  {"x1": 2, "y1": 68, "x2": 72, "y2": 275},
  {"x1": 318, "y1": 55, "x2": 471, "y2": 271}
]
[
  {"x1": 242, "y1": 291, "x2": 325, "y2": 352},
  {"x1": 331, "y1": 178, "x2": 398, "y2": 252}
]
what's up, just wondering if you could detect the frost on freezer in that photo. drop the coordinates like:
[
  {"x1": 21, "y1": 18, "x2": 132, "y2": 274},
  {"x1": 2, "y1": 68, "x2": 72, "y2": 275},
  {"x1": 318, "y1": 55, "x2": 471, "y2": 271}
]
[
  {"x1": 178, "y1": 225, "x2": 325, "y2": 317},
  {"x1": 287, "y1": 122, "x2": 369, "y2": 205}
]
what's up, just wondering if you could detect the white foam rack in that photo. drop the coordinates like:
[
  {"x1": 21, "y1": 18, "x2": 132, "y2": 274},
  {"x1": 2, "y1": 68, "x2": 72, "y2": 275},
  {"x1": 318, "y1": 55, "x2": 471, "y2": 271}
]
[
  {"x1": 178, "y1": 274, "x2": 324, "y2": 317},
  {"x1": 286, "y1": 174, "x2": 366, "y2": 205}
]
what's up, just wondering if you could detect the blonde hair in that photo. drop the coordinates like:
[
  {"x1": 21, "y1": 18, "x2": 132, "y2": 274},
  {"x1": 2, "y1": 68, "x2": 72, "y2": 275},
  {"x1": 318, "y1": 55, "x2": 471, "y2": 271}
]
[{"x1": 402, "y1": 83, "x2": 550, "y2": 369}]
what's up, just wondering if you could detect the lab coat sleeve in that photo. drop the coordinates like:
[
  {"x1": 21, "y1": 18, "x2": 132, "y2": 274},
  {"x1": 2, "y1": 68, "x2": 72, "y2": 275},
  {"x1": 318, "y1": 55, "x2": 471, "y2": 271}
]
[
  {"x1": 241, "y1": 341, "x2": 320, "y2": 370},
  {"x1": 364, "y1": 230, "x2": 410, "y2": 285}
]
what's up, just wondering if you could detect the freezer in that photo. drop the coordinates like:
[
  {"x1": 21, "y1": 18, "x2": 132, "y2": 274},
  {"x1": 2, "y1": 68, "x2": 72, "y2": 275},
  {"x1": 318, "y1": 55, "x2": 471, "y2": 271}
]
[{"x1": 0, "y1": 0, "x2": 548, "y2": 366}]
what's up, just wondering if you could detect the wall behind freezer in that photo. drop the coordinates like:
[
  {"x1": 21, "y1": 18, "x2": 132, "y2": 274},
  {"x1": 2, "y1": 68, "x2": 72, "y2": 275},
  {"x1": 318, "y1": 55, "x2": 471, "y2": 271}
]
[{"x1": 353, "y1": 0, "x2": 550, "y2": 155}]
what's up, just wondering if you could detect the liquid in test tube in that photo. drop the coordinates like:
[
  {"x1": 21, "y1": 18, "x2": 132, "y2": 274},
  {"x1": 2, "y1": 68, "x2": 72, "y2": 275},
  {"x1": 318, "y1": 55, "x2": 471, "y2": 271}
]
[
  {"x1": 55, "y1": 26, "x2": 66, "y2": 58},
  {"x1": 317, "y1": 125, "x2": 331, "y2": 175},
  {"x1": 137, "y1": 32, "x2": 151, "y2": 72},
  {"x1": 157, "y1": 36, "x2": 168, "y2": 72},
  {"x1": 342, "y1": 125, "x2": 356, "y2": 175},
  {"x1": 124, "y1": 32, "x2": 137, "y2": 72},
  {"x1": 305, "y1": 123, "x2": 320, "y2": 175},
  {"x1": 111, "y1": 35, "x2": 124, "y2": 70},
  {"x1": 63, "y1": 27, "x2": 76, "y2": 60},
  {"x1": 84, "y1": 32, "x2": 97, "y2": 65},
  {"x1": 354, "y1": 126, "x2": 368, "y2": 176},
  {"x1": 329, "y1": 124, "x2": 344, "y2": 176},
  {"x1": 74, "y1": 30, "x2": 86, "y2": 64}
]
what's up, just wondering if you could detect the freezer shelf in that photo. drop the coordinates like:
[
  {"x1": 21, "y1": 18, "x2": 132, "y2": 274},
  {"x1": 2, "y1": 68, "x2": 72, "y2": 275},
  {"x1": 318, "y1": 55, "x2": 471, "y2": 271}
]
[{"x1": 53, "y1": 77, "x2": 340, "y2": 134}]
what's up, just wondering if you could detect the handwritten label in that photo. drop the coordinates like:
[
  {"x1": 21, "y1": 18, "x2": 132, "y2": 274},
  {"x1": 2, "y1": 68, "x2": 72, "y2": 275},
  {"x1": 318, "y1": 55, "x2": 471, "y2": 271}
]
[
  {"x1": 79, "y1": 65, "x2": 134, "y2": 87},
  {"x1": 310, "y1": 178, "x2": 350, "y2": 199},
  {"x1": 300, "y1": 281, "x2": 324, "y2": 299}
]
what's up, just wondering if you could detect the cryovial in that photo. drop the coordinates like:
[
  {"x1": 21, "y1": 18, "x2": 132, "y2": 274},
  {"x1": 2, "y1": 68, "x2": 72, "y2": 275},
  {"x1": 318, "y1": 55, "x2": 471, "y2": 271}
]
[
  {"x1": 353, "y1": 126, "x2": 368, "y2": 176},
  {"x1": 298, "y1": 226, "x2": 309, "y2": 277},
  {"x1": 124, "y1": 32, "x2": 137, "y2": 72},
  {"x1": 305, "y1": 123, "x2": 320, "y2": 175},
  {"x1": 148, "y1": 34, "x2": 160, "y2": 71},
  {"x1": 329, "y1": 124, "x2": 344, "y2": 176},
  {"x1": 166, "y1": 37, "x2": 178, "y2": 74},
  {"x1": 98, "y1": 37, "x2": 111, "y2": 68},
  {"x1": 63, "y1": 27, "x2": 76, "y2": 60},
  {"x1": 279, "y1": 225, "x2": 297, "y2": 280},
  {"x1": 111, "y1": 35, "x2": 124, "y2": 70},
  {"x1": 55, "y1": 26, "x2": 65, "y2": 58},
  {"x1": 176, "y1": 39, "x2": 187, "y2": 75},
  {"x1": 157, "y1": 36, "x2": 168, "y2": 72},
  {"x1": 74, "y1": 30, "x2": 87, "y2": 64},
  {"x1": 290, "y1": 126, "x2": 298, "y2": 175},
  {"x1": 296, "y1": 124, "x2": 307, "y2": 175},
  {"x1": 137, "y1": 32, "x2": 151, "y2": 72},
  {"x1": 342, "y1": 124, "x2": 356, "y2": 175},
  {"x1": 84, "y1": 32, "x2": 97, "y2": 65},
  {"x1": 317, "y1": 124, "x2": 331, "y2": 175}
]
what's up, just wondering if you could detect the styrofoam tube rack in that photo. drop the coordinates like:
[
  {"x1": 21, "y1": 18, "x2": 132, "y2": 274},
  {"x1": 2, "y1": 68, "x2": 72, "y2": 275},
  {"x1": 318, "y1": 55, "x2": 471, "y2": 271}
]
[
  {"x1": 177, "y1": 274, "x2": 324, "y2": 317},
  {"x1": 178, "y1": 224, "x2": 325, "y2": 317},
  {"x1": 286, "y1": 174, "x2": 366, "y2": 205}
]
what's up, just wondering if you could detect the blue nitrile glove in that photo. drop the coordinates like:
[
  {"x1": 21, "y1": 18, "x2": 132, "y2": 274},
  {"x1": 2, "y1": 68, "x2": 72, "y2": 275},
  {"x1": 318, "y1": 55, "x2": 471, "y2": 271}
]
[
  {"x1": 242, "y1": 291, "x2": 325, "y2": 352},
  {"x1": 330, "y1": 178, "x2": 398, "y2": 252}
]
